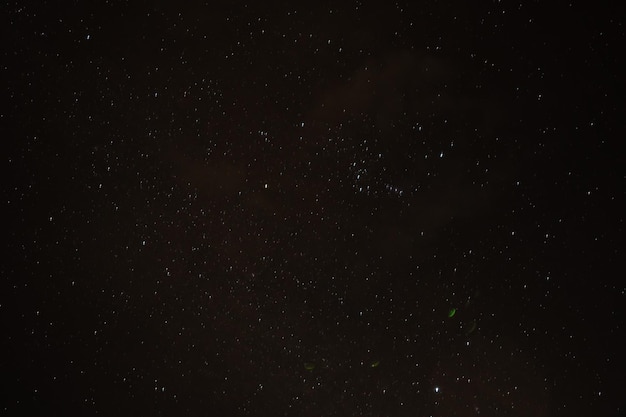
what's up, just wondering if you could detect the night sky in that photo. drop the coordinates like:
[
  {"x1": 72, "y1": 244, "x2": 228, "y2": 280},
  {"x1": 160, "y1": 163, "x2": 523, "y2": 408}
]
[{"x1": 2, "y1": 1, "x2": 624, "y2": 416}]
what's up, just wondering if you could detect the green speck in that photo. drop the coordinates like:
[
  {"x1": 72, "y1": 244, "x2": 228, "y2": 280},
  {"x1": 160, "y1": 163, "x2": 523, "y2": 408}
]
[
  {"x1": 370, "y1": 360, "x2": 380, "y2": 368},
  {"x1": 448, "y1": 308, "x2": 456, "y2": 318},
  {"x1": 304, "y1": 362, "x2": 315, "y2": 371},
  {"x1": 465, "y1": 320, "x2": 477, "y2": 335}
]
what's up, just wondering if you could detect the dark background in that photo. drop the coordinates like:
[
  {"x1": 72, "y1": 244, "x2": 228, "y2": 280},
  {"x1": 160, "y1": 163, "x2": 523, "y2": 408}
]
[{"x1": 2, "y1": 1, "x2": 624, "y2": 416}]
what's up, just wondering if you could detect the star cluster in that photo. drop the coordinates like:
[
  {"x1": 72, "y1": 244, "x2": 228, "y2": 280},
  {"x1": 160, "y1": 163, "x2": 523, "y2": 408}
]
[{"x1": 3, "y1": 2, "x2": 624, "y2": 416}]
